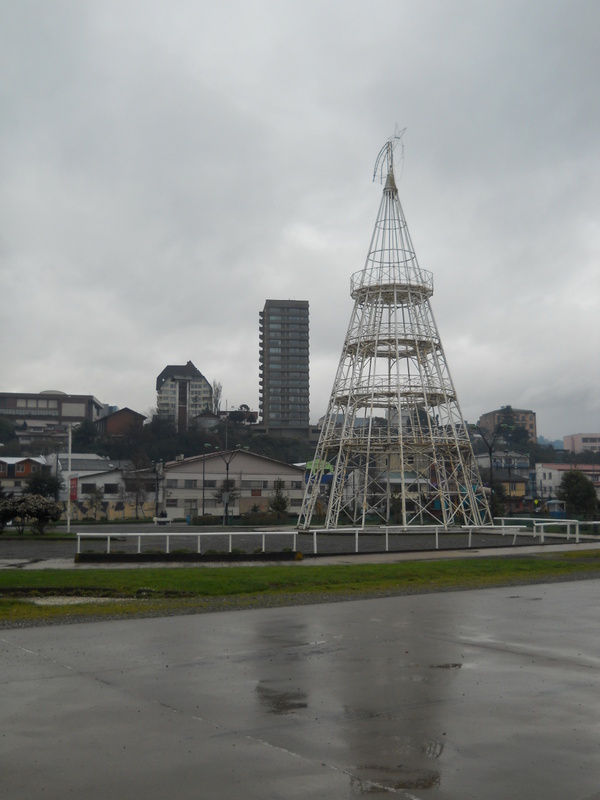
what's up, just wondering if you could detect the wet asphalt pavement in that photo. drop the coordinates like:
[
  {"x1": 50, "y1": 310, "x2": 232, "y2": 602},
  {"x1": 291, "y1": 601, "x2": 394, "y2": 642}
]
[{"x1": 3, "y1": 579, "x2": 600, "y2": 798}]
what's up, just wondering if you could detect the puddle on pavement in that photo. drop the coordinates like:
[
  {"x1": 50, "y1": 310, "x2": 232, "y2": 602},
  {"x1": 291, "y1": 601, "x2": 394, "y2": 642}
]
[
  {"x1": 350, "y1": 735, "x2": 443, "y2": 794},
  {"x1": 31, "y1": 597, "x2": 133, "y2": 606},
  {"x1": 350, "y1": 767, "x2": 441, "y2": 794},
  {"x1": 255, "y1": 681, "x2": 308, "y2": 714}
]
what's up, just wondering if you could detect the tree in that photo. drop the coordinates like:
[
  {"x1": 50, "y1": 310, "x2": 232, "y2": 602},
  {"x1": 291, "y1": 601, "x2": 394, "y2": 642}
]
[
  {"x1": 0, "y1": 418, "x2": 16, "y2": 445},
  {"x1": 0, "y1": 486, "x2": 14, "y2": 533},
  {"x1": 1, "y1": 497, "x2": 27, "y2": 533},
  {"x1": 84, "y1": 486, "x2": 105, "y2": 520},
  {"x1": 72, "y1": 419, "x2": 98, "y2": 452},
  {"x1": 25, "y1": 473, "x2": 64, "y2": 500},
  {"x1": 27, "y1": 495, "x2": 63, "y2": 534},
  {"x1": 0, "y1": 495, "x2": 62, "y2": 534},
  {"x1": 213, "y1": 478, "x2": 240, "y2": 504},
  {"x1": 213, "y1": 479, "x2": 240, "y2": 522},
  {"x1": 268, "y1": 479, "x2": 290, "y2": 522},
  {"x1": 556, "y1": 470, "x2": 598, "y2": 519},
  {"x1": 490, "y1": 482, "x2": 506, "y2": 518},
  {"x1": 496, "y1": 406, "x2": 531, "y2": 447},
  {"x1": 212, "y1": 381, "x2": 222, "y2": 416},
  {"x1": 123, "y1": 470, "x2": 150, "y2": 518}
]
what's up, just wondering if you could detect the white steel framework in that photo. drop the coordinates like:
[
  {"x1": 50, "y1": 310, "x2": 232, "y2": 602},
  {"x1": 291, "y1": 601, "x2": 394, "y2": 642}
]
[{"x1": 299, "y1": 139, "x2": 491, "y2": 530}]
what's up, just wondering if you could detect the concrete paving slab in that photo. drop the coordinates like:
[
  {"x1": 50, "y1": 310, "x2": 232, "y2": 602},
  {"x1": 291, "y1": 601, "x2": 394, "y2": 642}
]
[{"x1": 2, "y1": 580, "x2": 600, "y2": 798}]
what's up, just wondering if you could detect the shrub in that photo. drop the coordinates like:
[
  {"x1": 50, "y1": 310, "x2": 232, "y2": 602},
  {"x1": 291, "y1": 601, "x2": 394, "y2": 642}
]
[
  {"x1": 0, "y1": 494, "x2": 62, "y2": 535},
  {"x1": 190, "y1": 514, "x2": 221, "y2": 526}
]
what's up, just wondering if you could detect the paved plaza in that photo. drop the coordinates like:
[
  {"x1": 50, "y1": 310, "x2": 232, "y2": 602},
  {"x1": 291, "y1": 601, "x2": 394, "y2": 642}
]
[{"x1": 2, "y1": 578, "x2": 600, "y2": 798}]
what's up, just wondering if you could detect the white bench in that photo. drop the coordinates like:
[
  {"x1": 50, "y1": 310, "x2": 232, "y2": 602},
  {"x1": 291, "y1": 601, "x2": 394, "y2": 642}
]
[{"x1": 153, "y1": 517, "x2": 173, "y2": 526}]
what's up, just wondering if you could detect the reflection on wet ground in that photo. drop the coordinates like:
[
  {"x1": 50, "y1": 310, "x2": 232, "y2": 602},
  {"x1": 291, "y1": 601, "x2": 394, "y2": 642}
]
[
  {"x1": 3, "y1": 580, "x2": 600, "y2": 798},
  {"x1": 256, "y1": 681, "x2": 308, "y2": 714}
]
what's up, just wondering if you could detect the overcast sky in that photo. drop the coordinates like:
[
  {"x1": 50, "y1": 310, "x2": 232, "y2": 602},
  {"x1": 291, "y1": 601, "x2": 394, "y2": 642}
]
[{"x1": 1, "y1": 0, "x2": 599, "y2": 441}]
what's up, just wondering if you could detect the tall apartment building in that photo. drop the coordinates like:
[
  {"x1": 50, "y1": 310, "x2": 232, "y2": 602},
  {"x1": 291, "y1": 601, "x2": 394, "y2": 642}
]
[
  {"x1": 477, "y1": 406, "x2": 537, "y2": 443},
  {"x1": 259, "y1": 300, "x2": 310, "y2": 437},
  {"x1": 156, "y1": 361, "x2": 212, "y2": 432}
]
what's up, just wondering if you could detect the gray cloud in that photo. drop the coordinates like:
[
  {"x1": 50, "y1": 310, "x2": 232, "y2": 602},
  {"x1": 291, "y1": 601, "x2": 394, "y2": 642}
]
[{"x1": 1, "y1": 0, "x2": 598, "y2": 439}]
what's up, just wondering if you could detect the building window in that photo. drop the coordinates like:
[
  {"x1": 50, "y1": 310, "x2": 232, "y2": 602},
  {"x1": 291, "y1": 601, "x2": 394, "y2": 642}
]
[
  {"x1": 184, "y1": 480, "x2": 197, "y2": 489},
  {"x1": 184, "y1": 499, "x2": 198, "y2": 516},
  {"x1": 166, "y1": 479, "x2": 178, "y2": 488},
  {"x1": 16, "y1": 464, "x2": 26, "y2": 474},
  {"x1": 104, "y1": 483, "x2": 119, "y2": 494},
  {"x1": 166, "y1": 499, "x2": 178, "y2": 508},
  {"x1": 81, "y1": 483, "x2": 97, "y2": 494}
]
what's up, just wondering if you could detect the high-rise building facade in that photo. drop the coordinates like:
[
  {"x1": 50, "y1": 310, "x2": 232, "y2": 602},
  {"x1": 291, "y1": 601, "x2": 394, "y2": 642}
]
[
  {"x1": 259, "y1": 300, "x2": 310, "y2": 436},
  {"x1": 156, "y1": 361, "x2": 212, "y2": 432}
]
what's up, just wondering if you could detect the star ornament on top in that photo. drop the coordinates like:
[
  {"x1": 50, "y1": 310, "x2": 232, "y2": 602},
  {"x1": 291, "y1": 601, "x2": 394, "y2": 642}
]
[{"x1": 373, "y1": 126, "x2": 406, "y2": 184}]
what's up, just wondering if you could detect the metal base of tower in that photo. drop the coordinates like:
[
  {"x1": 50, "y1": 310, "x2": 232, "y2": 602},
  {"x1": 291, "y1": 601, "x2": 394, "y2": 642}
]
[
  {"x1": 299, "y1": 137, "x2": 492, "y2": 531},
  {"x1": 300, "y1": 434, "x2": 491, "y2": 530}
]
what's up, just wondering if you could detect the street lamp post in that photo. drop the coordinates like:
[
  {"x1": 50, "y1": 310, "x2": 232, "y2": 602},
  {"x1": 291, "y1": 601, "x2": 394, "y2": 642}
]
[
  {"x1": 65, "y1": 422, "x2": 80, "y2": 534},
  {"x1": 506, "y1": 456, "x2": 513, "y2": 516},
  {"x1": 216, "y1": 445, "x2": 249, "y2": 526},
  {"x1": 66, "y1": 423, "x2": 73, "y2": 534},
  {"x1": 224, "y1": 459, "x2": 231, "y2": 526},
  {"x1": 152, "y1": 461, "x2": 163, "y2": 518},
  {"x1": 475, "y1": 424, "x2": 507, "y2": 510},
  {"x1": 202, "y1": 443, "x2": 215, "y2": 516}
]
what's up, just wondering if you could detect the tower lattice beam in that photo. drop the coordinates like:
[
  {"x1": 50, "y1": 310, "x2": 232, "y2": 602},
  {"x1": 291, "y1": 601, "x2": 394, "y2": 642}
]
[{"x1": 299, "y1": 139, "x2": 491, "y2": 530}]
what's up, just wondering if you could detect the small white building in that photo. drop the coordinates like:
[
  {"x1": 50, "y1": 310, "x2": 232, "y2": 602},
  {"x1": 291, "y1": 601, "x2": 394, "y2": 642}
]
[
  {"x1": 46, "y1": 454, "x2": 133, "y2": 501},
  {"x1": 163, "y1": 449, "x2": 306, "y2": 521},
  {"x1": 535, "y1": 463, "x2": 600, "y2": 501}
]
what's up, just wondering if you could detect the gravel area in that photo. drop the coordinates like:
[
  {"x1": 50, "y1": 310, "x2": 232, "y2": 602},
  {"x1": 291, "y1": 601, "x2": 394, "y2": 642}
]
[{"x1": 1, "y1": 527, "x2": 584, "y2": 562}]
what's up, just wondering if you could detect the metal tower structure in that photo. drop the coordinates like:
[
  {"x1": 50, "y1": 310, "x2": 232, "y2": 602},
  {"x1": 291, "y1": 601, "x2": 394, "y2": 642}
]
[{"x1": 299, "y1": 137, "x2": 491, "y2": 530}]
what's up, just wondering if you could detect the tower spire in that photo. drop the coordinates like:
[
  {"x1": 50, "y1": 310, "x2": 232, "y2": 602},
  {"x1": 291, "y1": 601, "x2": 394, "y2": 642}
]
[{"x1": 299, "y1": 139, "x2": 491, "y2": 530}]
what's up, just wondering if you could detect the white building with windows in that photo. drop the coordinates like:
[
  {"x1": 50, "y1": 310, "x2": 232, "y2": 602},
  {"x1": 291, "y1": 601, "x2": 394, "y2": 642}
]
[
  {"x1": 45, "y1": 454, "x2": 156, "y2": 520},
  {"x1": 535, "y1": 463, "x2": 600, "y2": 501},
  {"x1": 163, "y1": 449, "x2": 306, "y2": 520},
  {"x1": 156, "y1": 361, "x2": 212, "y2": 432}
]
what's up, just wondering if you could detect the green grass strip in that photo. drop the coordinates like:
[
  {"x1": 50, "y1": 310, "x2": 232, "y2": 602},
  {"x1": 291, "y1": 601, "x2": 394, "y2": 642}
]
[{"x1": 2, "y1": 550, "x2": 600, "y2": 625}]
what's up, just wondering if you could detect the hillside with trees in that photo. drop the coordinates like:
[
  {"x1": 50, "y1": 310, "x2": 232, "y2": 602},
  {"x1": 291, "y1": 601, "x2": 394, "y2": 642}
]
[{"x1": 91, "y1": 416, "x2": 316, "y2": 468}]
